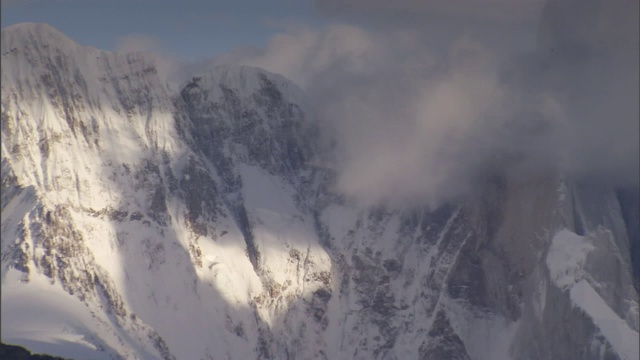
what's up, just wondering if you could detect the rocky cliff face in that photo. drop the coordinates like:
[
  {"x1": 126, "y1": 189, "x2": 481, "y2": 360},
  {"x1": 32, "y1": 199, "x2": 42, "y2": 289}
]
[{"x1": 1, "y1": 20, "x2": 638, "y2": 360}]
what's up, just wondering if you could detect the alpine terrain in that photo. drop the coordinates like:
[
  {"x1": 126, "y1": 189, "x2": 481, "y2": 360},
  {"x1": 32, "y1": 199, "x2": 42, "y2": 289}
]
[{"x1": 1, "y1": 2, "x2": 638, "y2": 360}]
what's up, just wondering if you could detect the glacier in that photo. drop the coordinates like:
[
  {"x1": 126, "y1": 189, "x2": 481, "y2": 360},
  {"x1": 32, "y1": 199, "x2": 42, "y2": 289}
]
[{"x1": 1, "y1": 9, "x2": 639, "y2": 360}]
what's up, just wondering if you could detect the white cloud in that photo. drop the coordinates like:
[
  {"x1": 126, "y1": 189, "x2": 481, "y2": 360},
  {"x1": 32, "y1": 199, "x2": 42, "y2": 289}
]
[
  {"x1": 217, "y1": 26, "x2": 526, "y2": 205},
  {"x1": 214, "y1": 0, "x2": 639, "y2": 205}
]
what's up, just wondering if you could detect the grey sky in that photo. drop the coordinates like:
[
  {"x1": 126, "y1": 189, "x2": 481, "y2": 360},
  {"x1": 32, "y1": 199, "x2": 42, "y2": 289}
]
[{"x1": 1, "y1": 0, "x2": 322, "y2": 59}]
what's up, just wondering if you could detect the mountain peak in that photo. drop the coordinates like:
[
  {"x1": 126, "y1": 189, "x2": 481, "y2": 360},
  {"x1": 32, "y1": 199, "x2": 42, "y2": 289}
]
[
  {"x1": 2, "y1": 16, "x2": 637, "y2": 360},
  {"x1": 1, "y1": 22, "x2": 79, "y2": 53},
  {"x1": 183, "y1": 64, "x2": 308, "y2": 112}
]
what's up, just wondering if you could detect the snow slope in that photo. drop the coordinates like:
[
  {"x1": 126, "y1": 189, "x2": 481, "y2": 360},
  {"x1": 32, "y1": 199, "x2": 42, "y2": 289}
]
[
  {"x1": 2, "y1": 15, "x2": 638, "y2": 360},
  {"x1": 547, "y1": 229, "x2": 639, "y2": 360}
]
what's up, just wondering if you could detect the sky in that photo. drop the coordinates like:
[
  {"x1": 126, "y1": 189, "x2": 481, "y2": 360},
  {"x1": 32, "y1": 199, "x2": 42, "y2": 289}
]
[
  {"x1": 1, "y1": 0, "x2": 324, "y2": 58},
  {"x1": 2, "y1": 0, "x2": 638, "y2": 206},
  {"x1": 1, "y1": 0, "x2": 542, "y2": 59}
]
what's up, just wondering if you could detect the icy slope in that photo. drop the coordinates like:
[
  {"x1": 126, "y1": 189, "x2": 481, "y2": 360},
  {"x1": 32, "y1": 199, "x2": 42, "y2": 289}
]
[
  {"x1": 547, "y1": 230, "x2": 638, "y2": 360},
  {"x1": 1, "y1": 22, "x2": 332, "y2": 360},
  {"x1": 2, "y1": 20, "x2": 638, "y2": 360}
]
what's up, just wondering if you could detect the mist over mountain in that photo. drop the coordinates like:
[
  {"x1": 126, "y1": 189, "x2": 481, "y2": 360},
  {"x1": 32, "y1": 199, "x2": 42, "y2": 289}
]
[
  {"x1": 217, "y1": 0, "x2": 638, "y2": 207},
  {"x1": 1, "y1": 1, "x2": 638, "y2": 359}
]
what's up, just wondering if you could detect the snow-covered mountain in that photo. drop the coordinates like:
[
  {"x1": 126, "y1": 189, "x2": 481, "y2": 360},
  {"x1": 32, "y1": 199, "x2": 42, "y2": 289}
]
[{"x1": 1, "y1": 16, "x2": 638, "y2": 360}]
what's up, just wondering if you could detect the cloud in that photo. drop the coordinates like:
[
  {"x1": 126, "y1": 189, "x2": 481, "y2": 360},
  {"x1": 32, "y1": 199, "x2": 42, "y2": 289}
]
[
  {"x1": 216, "y1": 24, "x2": 434, "y2": 89},
  {"x1": 536, "y1": 0, "x2": 639, "y2": 187},
  {"x1": 216, "y1": 26, "x2": 529, "y2": 205},
  {"x1": 213, "y1": 0, "x2": 638, "y2": 206},
  {"x1": 218, "y1": 0, "x2": 638, "y2": 206},
  {"x1": 315, "y1": 0, "x2": 545, "y2": 24},
  {"x1": 332, "y1": 39, "x2": 509, "y2": 205},
  {"x1": 313, "y1": 0, "x2": 547, "y2": 53}
]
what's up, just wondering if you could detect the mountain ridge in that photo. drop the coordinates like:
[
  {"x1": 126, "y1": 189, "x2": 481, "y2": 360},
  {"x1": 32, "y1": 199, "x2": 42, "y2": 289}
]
[{"x1": 1, "y1": 21, "x2": 638, "y2": 360}]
